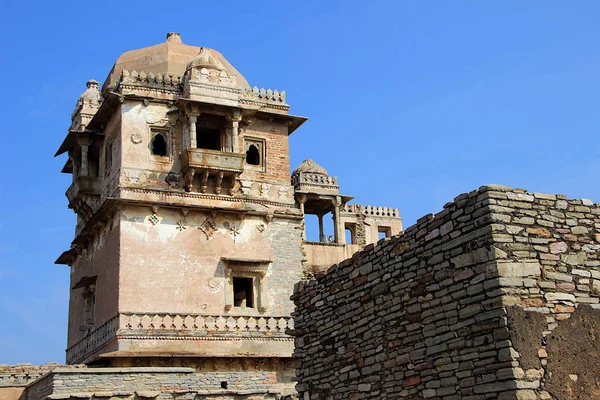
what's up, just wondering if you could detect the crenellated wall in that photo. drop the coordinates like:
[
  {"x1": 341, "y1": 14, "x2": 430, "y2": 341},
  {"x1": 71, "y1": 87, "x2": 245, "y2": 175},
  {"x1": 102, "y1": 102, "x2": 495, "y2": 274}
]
[{"x1": 291, "y1": 185, "x2": 600, "y2": 400}]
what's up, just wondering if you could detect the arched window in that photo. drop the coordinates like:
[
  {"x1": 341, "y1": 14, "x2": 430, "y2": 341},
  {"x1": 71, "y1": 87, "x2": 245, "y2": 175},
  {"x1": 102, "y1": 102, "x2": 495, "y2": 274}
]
[
  {"x1": 246, "y1": 144, "x2": 260, "y2": 165},
  {"x1": 151, "y1": 133, "x2": 167, "y2": 156}
]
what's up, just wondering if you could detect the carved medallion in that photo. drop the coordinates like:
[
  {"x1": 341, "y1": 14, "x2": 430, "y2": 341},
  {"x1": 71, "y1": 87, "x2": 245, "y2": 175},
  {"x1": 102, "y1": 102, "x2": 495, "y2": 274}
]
[
  {"x1": 176, "y1": 220, "x2": 187, "y2": 232},
  {"x1": 149, "y1": 214, "x2": 160, "y2": 225},
  {"x1": 230, "y1": 226, "x2": 240, "y2": 238},
  {"x1": 130, "y1": 132, "x2": 143, "y2": 144},
  {"x1": 207, "y1": 278, "x2": 220, "y2": 293},
  {"x1": 199, "y1": 219, "x2": 217, "y2": 239}
]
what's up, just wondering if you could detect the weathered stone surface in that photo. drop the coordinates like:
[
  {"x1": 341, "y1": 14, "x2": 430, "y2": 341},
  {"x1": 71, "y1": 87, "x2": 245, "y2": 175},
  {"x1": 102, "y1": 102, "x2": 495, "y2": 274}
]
[{"x1": 293, "y1": 187, "x2": 600, "y2": 400}]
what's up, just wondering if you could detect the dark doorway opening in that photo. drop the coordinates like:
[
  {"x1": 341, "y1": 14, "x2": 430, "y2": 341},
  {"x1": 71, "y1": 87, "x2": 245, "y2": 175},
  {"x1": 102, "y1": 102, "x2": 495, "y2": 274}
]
[
  {"x1": 197, "y1": 128, "x2": 221, "y2": 150},
  {"x1": 233, "y1": 277, "x2": 254, "y2": 307}
]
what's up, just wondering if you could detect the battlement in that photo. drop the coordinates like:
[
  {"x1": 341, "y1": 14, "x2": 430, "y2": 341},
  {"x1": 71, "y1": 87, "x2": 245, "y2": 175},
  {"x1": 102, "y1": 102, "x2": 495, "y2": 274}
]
[
  {"x1": 243, "y1": 86, "x2": 287, "y2": 104},
  {"x1": 342, "y1": 203, "x2": 400, "y2": 218}
]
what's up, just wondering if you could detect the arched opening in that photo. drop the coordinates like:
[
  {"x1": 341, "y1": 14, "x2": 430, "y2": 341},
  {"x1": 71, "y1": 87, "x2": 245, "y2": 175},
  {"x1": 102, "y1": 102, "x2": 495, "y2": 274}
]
[
  {"x1": 151, "y1": 133, "x2": 167, "y2": 156},
  {"x1": 246, "y1": 144, "x2": 260, "y2": 165}
]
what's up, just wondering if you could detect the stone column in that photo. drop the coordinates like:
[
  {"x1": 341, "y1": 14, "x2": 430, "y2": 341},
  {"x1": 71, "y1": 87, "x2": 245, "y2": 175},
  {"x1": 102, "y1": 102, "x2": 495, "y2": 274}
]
[
  {"x1": 318, "y1": 214, "x2": 325, "y2": 243},
  {"x1": 229, "y1": 111, "x2": 242, "y2": 152},
  {"x1": 332, "y1": 196, "x2": 344, "y2": 244},
  {"x1": 232, "y1": 120, "x2": 240, "y2": 152},
  {"x1": 297, "y1": 194, "x2": 307, "y2": 240},
  {"x1": 189, "y1": 115, "x2": 197, "y2": 148}
]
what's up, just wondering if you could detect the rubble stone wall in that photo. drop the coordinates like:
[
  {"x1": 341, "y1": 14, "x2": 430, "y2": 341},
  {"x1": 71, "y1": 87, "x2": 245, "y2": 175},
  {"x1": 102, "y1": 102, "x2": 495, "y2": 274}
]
[
  {"x1": 291, "y1": 185, "x2": 600, "y2": 400},
  {"x1": 2, "y1": 365, "x2": 289, "y2": 400}
]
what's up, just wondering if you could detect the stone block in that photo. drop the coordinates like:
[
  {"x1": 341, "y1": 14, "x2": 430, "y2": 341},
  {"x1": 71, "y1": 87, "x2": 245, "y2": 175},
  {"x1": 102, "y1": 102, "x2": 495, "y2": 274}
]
[{"x1": 497, "y1": 262, "x2": 541, "y2": 278}]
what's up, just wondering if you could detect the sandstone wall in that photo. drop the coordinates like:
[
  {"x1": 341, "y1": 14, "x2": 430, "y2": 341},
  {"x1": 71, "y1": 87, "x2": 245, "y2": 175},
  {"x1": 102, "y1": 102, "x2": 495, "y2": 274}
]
[
  {"x1": 119, "y1": 206, "x2": 303, "y2": 316},
  {"x1": 1, "y1": 364, "x2": 293, "y2": 400},
  {"x1": 25, "y1": 367, "x2": 286, "y2": 400},
  {"x1": 291, "y1": 185, "x2": 600, "y2": 400},
  {"x1": 0, "y1": 363, "x2": 80, "y2": 400}
]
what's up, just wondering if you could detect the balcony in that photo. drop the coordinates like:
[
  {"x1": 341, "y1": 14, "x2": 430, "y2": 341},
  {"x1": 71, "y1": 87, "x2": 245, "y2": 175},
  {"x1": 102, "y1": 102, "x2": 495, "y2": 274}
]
[
  {"x1": 180, "y1": 148, "x2": 245, "y2": 194},
  {"x1": 66, "y1": 176, "x2": 102, "y2": 205},
  {"x1": 66, "y1": 312, "x2": 294, "y2": 364}
]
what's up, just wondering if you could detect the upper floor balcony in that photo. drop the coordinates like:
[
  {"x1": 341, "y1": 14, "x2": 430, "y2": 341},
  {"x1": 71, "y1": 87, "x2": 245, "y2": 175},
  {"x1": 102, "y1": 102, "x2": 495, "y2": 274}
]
[
  {"x1": 66, "y1": 176, "x2": 103, "y2": 221},
  {"x1": 180, "y1": 148, "x2": 245, "y2": 194},
  {"x1": 66, "y1": 176, "x2": 103, "y2": 204}
]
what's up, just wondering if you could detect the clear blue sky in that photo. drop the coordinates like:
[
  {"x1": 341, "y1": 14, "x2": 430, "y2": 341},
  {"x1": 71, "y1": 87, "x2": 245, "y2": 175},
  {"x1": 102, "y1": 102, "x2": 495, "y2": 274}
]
[{"x1": 0, "y1": 1, "x2": 598, "y2": 364}]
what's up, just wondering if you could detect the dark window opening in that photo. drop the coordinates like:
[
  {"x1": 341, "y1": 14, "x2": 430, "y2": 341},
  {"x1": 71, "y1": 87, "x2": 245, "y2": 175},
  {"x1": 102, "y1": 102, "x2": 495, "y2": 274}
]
[
  {"x1": 221, "y1": 381, "x2": 228, "y2": 389},
  {"x1": 378, "y1": 226, "x2": 391, "y2": 240},
  {"x1": 88, "y1": 146, "x2": 100, "y2": 178},
  {"x1": 151, "y1": 133, "x2": 168, "y2": 156},
  {"x1": 197, "y1": 128, "x2": 221, "y2": 150},
  {"x1": 246, "y1": 144, "x2": 260, "y2": 165},
  {"x1": 83, "y1": 286, "x2": 96, "y2": 325},
  {"x1": 233, "y1": 277, "x2": 254, "y2": 307}
]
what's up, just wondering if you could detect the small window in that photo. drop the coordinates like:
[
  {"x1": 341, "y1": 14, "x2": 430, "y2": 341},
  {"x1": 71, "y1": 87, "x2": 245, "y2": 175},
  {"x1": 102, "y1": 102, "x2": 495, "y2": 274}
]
[
  {"x1": 378, "y1": 226, "x2": 391, "y2": 240},
  {"x1": 246, "y1": 144, "x2": 260, "y2": 165},
  {"x1": 233, "y1": 277, "x2": 254, "y2": 308},
  {"x1": 151, "y1": 133, "x2": 168, "y2": 156},
  {"x1": 84, "y1": 285, "x2": 96, "y2": 325},
  {"x1": 244, "y1": 138, "x2": 265, "y2": 170}
]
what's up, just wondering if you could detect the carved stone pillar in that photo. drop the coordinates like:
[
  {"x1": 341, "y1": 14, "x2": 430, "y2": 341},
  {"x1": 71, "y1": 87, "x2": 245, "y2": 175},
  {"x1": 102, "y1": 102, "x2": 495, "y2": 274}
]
[
  {"x1": 318, "y1": 214, "x2": 325, "y2": 243},
  {"x1": 333, "y1": 196, "x2": 344, "y2": 244},
  {"x1": 232, "y1": 120, "x2": 239, "y2": 152},
  {"x1": 297, "y1": 194, "x2": 307, "y2": 215},
  {"x1": 189, "y1": 115, "x2": 197, "y2": 148},
  {"x1": 228, "y1": 111, "x2": 242, "y2": 152},
  {"x1": 297, "y1": 194, "x2": 308, "y2": 240}
]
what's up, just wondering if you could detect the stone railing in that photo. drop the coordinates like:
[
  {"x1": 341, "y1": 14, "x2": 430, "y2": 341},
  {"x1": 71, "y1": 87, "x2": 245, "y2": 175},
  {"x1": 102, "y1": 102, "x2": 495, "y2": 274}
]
[
  {"x1": 119, "y1": 312, "x2": 293, "y2": 336},
  {"x1": 342, "y1": 203, "x2": 400, "y2": 218},
  {"x1": 291, "y1": 172, "x2": 338, "y2": 188},
  {"x1": 117, "y1": 69, "x2": 183, "y2": 89},
  {"x1": 243, "y1": 86, "x2": 286, "y2": 104},
  {"x1": 66, "y1": 315, "x2": 119, "y2": 364},
  {"x1": 66, "y1": 313, "x2": 294, "y2": 364}
]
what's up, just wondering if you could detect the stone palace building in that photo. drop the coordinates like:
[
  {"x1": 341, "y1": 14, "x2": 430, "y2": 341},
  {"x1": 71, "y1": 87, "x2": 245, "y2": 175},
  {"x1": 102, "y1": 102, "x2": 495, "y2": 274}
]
[{"x1": 0, "y1": 33, "x2": 401, "y2": 400}]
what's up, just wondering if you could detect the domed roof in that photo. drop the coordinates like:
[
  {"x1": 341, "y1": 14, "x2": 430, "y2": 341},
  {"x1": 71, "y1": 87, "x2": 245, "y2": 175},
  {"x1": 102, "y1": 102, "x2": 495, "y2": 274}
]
[
  {"x1": 292, "y1": 159, "x2": 329, "y2": 176},
  {"x1": 103, "y1": 33, "x2": 250, "y2": 90},
  {"x1": 186, "y1": 47, "x2": 225, "y2": 71}
]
